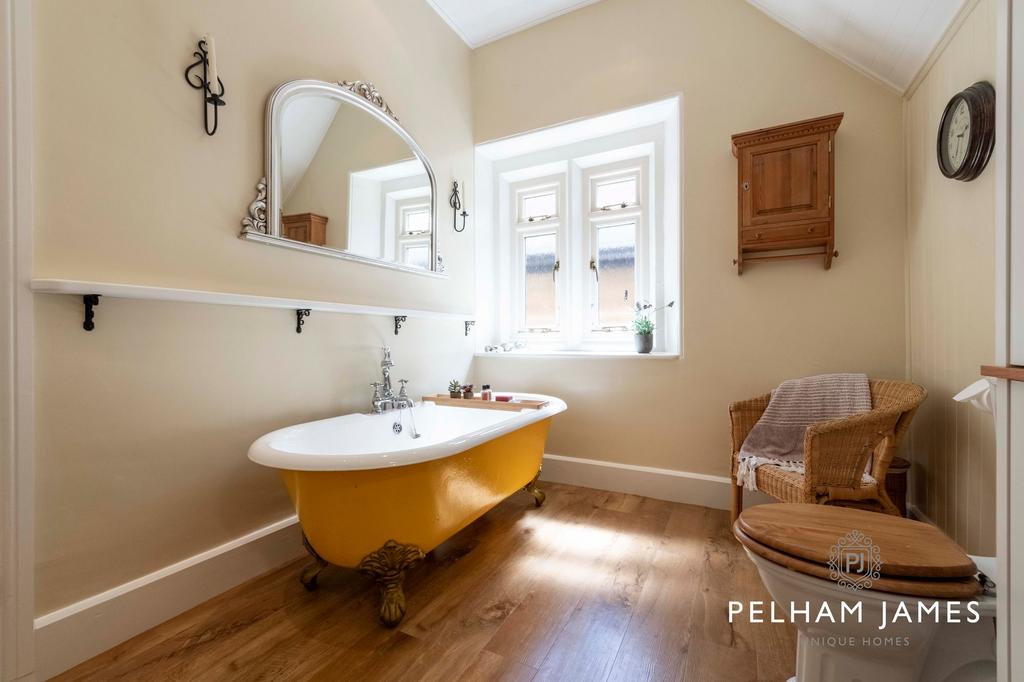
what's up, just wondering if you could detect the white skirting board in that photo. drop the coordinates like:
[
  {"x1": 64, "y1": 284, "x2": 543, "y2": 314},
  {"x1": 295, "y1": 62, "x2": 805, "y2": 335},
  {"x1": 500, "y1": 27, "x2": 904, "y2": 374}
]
[
  {"x1": 539, "y1": 453, "x2": 775, "y2": 510},
  {"x1": 33, "y1": 516, "x2": 304, "y2": 680}
]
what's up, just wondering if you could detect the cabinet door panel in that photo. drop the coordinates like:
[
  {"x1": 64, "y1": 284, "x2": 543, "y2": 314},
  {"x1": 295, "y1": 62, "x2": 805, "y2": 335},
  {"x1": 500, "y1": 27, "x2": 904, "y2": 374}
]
[
  {"x1": 741, "y1": 134, "x2": 830, "y2": 227},
  {"x1": 284, "y1": 225, "x2": 308, "y2": 242}
]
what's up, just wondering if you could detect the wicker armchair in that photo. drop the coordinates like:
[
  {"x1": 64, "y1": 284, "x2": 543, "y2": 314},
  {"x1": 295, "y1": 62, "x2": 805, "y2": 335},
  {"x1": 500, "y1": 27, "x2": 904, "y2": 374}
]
[{"x1": 729, "y1": 379, "x2": 926, "y2": 523}]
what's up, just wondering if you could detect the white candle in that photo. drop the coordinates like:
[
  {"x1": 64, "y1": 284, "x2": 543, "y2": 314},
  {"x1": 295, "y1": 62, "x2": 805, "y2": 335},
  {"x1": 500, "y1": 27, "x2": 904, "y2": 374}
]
[{"x1": 203, "y1": 33, "x2": 219, "y2": 95}]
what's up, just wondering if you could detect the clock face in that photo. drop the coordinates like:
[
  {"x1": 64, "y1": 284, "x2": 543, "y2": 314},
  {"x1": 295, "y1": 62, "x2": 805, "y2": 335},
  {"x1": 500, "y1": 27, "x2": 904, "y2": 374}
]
[{"x1": 946, "y1": 99, "x2": 971, "y2": 171}]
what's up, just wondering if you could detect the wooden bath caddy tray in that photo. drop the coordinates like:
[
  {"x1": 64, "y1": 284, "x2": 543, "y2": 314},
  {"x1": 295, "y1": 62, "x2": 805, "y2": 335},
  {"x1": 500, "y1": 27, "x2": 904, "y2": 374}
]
[{"x1": 422, "y1": 395, "x2": 548, "y2": 411}]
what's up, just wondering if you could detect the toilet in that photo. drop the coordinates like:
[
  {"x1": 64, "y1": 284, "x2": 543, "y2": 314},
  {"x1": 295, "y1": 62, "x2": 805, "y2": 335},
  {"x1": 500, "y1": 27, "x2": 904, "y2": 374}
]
[{"x1": 734, "y1": 504, "x2": 996, "y2": 682}]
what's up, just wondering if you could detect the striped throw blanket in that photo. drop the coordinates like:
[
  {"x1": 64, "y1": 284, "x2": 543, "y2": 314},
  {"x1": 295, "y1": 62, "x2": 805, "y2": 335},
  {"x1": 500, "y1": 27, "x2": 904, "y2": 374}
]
[{"x1": 736, "y1": 373, "x2": 872, "y2": 492}]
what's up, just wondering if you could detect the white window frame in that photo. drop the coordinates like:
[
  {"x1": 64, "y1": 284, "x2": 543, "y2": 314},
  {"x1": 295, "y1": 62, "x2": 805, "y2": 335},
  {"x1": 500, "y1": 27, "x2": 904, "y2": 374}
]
[
  {"x1": 581, "y1": 159, "x2": 649, "y2": 347},
  {"x1": 398, "y1": 238, "x2": 431, "y2": 269},
  {"x1": 516, "y1": 182, "x2": 561, "y2": 224},
  {"x1": 589, "y1": 166, "x2": 642, "y2": 213},
  {"x1": 508, "y1": 175, "x2": 568, "y2": 343},
  {"x1": 399, "y1": 201, "x2": 432, "y2": 237},
  {"x1": 501, "y1": 155, "x2": 656, "y2": 351},
  {"x1": 391, "y1": 195, "x2": 432, "y2": 268}
]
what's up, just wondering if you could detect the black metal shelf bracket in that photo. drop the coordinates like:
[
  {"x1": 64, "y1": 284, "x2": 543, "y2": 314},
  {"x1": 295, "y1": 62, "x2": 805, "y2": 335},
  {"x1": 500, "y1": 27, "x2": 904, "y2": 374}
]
[
  {"x1": 464, "y1": 320, "x2": 475, "y2": 336},
  {"x1": 394, "y1": 315, "x2": 407, "y2": 336},
  {"x1": 83, "y1": 295, "x2": 100, "y2": 331},
  {"x1": 296, "y1": 309, "x2": 311, "y2": 334}
]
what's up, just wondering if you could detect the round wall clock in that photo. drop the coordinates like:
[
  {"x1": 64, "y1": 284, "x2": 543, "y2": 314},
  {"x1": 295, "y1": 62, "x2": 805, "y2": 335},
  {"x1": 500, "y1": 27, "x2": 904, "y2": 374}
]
[{"x1": 936, "y1": 81, "x2": 995, "y2": 181}]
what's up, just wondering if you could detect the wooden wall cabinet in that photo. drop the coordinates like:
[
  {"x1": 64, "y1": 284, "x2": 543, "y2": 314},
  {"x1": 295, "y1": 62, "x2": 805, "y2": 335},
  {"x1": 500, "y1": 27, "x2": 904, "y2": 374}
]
[
  {"x1": 281, "y1": 213, "x2": 328, "y2": 246},
  {"x1": 730, "y1": 113, "x2": 843, "y2": 274}
]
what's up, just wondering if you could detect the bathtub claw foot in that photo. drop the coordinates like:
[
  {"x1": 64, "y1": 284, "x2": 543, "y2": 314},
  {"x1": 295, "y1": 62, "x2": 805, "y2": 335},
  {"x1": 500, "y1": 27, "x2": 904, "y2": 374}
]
[
  {"x1": 524, "y1": 472, "x2": 545, "y2": 507},
  {"x1": 300, "y1": 533, "x2": 329, "y2": 591},
  {"x1": 358, "y1": 540, "x2": 425, "y2": 627}
]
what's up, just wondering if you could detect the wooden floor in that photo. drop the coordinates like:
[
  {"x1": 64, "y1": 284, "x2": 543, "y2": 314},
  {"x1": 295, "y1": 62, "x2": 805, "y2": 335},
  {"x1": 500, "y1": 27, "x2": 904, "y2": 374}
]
[{"x1": 56, "y1": 483, "x2": 795, "y2": 681}]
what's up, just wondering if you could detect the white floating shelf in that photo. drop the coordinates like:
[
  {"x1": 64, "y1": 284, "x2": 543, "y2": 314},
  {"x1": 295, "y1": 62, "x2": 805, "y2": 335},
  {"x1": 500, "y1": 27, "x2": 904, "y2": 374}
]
[{"x1": 30, "y1": 279, "x2": 473, "y2": 322}]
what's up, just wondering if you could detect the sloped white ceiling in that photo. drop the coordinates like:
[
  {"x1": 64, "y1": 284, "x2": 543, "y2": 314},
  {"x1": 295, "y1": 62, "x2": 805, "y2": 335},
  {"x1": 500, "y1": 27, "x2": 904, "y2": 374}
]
[
  {"x1": 425, "y1": 0, "x2": 604, "y2": 48},
  {"x1": 426, "y1": 0, "x2": 967, "y2": 92},
  {"x1": 746, "y1": 0, "x2": 967, "y2": 92},
  {"x1": 279, "y1": 97, "x2": 341, "y2": 201}
]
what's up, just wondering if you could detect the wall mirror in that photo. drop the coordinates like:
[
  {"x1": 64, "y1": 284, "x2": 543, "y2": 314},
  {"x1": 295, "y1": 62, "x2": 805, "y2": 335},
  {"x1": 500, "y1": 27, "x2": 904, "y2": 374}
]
[{"x1": 241, "y1": 80, "x2": 441, "y2": 275}]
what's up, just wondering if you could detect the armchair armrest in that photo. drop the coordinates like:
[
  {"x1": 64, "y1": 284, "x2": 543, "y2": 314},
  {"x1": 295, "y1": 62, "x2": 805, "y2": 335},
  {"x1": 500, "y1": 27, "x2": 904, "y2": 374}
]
[
  {"x1": 802, "y1": 408, "x2": 903, "y2": 489},
  {"x1": 729, "y1": 393, "x2": 771, "y2": 456}
]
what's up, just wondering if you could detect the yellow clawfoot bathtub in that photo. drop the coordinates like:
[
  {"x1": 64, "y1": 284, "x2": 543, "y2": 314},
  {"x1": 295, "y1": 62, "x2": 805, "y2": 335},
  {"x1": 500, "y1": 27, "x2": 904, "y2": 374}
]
[{"x1": 249, "y1": 393, "x2": 566, "y2": 626}]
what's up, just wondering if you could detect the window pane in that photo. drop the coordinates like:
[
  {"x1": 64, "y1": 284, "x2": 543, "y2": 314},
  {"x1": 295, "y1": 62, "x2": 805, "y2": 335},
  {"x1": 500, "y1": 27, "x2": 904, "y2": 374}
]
[
  {"x1": 595, "y1": 177, "x2": 637, "y2": 209},
  {"x1": 403, "y1": 208, "x2": 431, "y2": 234},
  {"x1": 403, "y1": 245, "x2": 429, "y2": 270},
  {"x1": 523, "y1": 233, "x2": 557, "y2": 329},
  {"x1": 520, "y1": 191, "x2": 557, "y2": 222},
  {"x1": 596, "y1": 222, "x2": 636, "y2": 328}
]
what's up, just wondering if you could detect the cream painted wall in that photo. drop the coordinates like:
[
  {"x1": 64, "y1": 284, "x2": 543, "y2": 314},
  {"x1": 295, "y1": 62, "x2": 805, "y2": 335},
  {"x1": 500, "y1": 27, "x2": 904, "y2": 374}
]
[
  {"x1": 904, "y1": 0, "x2": 996, "y2": 555},
  {"x1": 33, "y1": 0, "x2": 474, "y2": 614},
  {"x1": 33, "y1": 0, "x2": 472, "y2": 313},
  {"x1": 472, "y1": 0, "x2": 907, "y2": 476},
  {"x1": 34, "y1": 297, "x2": 473, "y2": 614}
]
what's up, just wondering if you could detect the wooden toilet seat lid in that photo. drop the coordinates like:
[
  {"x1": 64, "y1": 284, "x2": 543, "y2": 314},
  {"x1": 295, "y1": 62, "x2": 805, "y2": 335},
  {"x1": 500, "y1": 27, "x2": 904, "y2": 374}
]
[
  {"x1": 737, "y1": 504, "x2": 976, "y2": 579},
  {"x1": 733, "y1": 526, "x2": 981, "y2": 599}
]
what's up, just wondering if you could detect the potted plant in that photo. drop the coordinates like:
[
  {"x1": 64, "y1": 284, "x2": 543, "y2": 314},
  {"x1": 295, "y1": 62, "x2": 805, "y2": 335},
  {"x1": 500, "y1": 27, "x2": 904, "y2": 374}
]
[
  {"x1": 448, "y1": 379, "x2": 462, "y2": 398},
  {"x1": 632, "y1": 300, "x2": 675, "y2": 354},
  {"x1": 461, "y1": 384, "x2": 474, "y2": 399},
  {"x1": 633, "y1": 316, "x2": 655, "y2": 353}
]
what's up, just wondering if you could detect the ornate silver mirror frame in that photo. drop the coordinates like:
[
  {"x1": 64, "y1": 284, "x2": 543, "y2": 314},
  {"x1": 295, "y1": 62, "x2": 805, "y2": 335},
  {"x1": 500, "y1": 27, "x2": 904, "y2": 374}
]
[{"x1": 240, "y1": 80, "x2": 443, "y2": 276}]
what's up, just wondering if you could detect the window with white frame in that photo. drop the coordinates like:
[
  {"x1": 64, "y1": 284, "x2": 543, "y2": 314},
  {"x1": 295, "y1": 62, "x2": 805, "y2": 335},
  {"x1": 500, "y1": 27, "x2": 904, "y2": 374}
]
[
  {"x1": 395, "y1": 197, "x2": 431, "y2": 270},
  {"x1": 501, "y1": 155, "x2": 657, "y2": 350},
  {"x1": 349, "y1": 160, "x2": 431, "y2": 267},
  {"x1": 585, "y1": 162, "x2": 645, "y2": 337},
  {"x1": 511, "y1": 176, "x2": 565, "y2": 334},
  {"x1": 476, "y1": 98, "x2": 680, "y2": 355}
]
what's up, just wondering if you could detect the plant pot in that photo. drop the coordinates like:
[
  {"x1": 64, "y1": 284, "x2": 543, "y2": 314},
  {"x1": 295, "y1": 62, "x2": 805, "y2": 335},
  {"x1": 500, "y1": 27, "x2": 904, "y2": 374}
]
[
  {"x1": 634, "y1": 333, "x2": 654, "y2": 354},
  {"x1": 449, "y1": 391, "x2": 461, "y2": 399}
]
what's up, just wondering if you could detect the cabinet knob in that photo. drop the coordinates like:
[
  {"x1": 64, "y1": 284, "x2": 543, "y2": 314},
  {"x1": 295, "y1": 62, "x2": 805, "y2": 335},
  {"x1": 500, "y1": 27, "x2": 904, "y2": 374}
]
[
  {"x1": 807, "y1": 227, "x2": 814, "y2": 233},
  {"x1": 754, "y1": 232, "x2": 762, "y2": 239},
  {"x1": 742, "y1": 182, "x2": 750, "y2": 191}
]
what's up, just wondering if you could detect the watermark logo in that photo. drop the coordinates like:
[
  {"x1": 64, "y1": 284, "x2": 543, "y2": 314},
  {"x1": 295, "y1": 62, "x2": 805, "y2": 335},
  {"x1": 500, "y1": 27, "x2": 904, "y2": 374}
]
[{"x1": 827, "y1": 529, "x2": 881, "y2": 590}]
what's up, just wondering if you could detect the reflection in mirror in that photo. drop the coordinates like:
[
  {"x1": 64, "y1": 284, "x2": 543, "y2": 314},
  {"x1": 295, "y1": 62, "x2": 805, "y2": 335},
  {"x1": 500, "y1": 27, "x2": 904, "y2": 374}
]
[
  {"x1": 240, "y1": 81, "x2": 440, "y2": 273},
  {"x1": 277, "y1": 94, "x2": 431, "y2": 269}
]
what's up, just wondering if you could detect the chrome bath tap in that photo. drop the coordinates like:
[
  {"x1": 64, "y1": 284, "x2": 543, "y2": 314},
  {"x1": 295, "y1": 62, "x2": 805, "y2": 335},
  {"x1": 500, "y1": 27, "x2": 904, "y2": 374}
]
[
  {"x1": 394, "y1": 379, "x2": 414, "y2": 409},
  {"x1": 371, "y1": 346, "x2": 413, "y2": 413}
]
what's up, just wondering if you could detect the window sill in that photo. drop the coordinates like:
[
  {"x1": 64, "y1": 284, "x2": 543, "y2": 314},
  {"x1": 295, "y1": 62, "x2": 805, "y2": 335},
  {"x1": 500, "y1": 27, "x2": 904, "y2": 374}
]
[{"x1": 474, "y1": 350, "x2": 679, "y2": 359}]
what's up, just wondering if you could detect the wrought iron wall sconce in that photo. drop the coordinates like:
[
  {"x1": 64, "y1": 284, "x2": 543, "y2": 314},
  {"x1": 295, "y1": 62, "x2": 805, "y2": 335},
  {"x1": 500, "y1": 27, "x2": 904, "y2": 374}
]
[
  {"x1": 464, "y1": 321, "x2": 475, "y2": 336},
  {"x1": 449, "y1": 181, "x2": 468, "y2": 233},
  {"x1": 394, "y1": 315, "x2": 407, "y2": 335},
  {"x1": 184, "y1": 35, "x2": 226, "y2": 136},
  {"x1": 295, "y1": 309, "x2": 311, "y2": 334}
]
